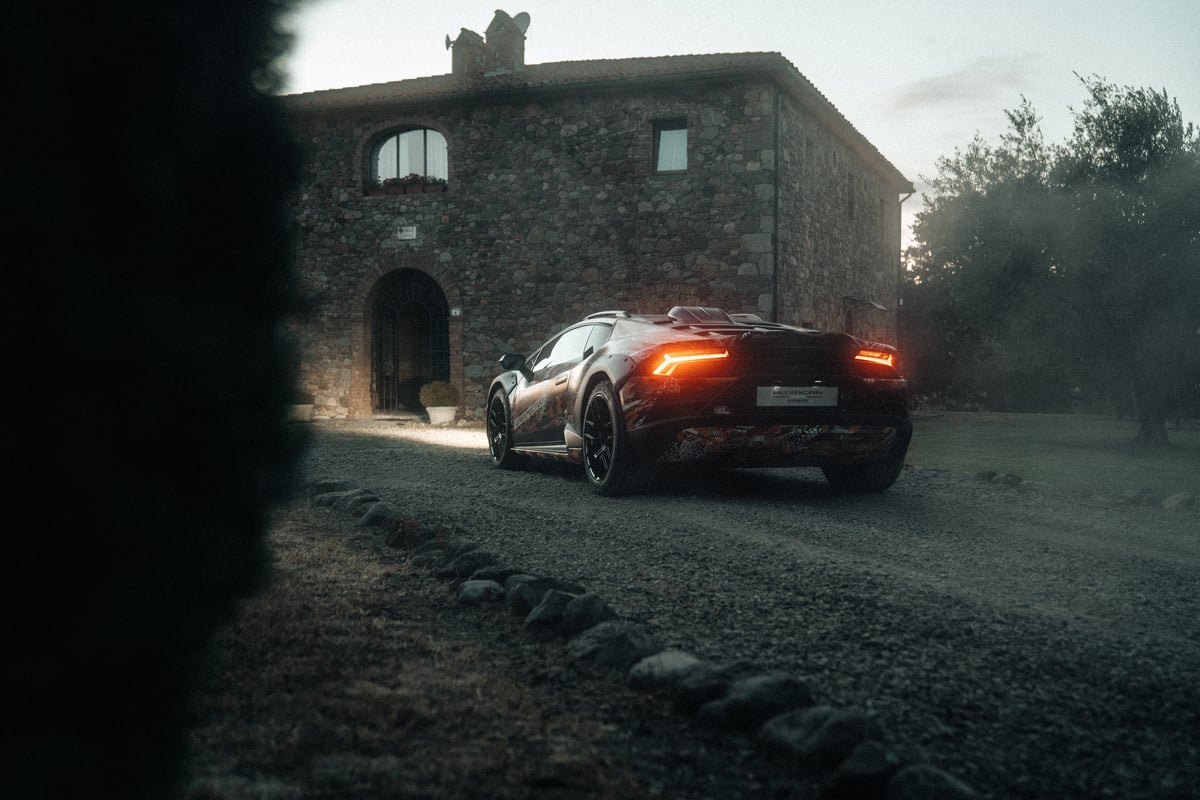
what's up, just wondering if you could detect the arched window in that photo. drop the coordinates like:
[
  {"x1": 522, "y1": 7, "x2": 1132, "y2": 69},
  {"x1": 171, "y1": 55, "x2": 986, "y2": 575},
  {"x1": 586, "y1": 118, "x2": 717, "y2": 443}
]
[{"x1": 372, "y1": 128, "x2": 448, "y2": 184}]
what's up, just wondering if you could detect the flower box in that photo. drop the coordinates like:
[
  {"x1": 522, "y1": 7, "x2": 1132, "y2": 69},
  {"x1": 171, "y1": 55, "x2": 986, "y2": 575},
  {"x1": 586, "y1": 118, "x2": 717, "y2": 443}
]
[{"x1": 379, "y1": 174, "x2": 449, "y2": 195}]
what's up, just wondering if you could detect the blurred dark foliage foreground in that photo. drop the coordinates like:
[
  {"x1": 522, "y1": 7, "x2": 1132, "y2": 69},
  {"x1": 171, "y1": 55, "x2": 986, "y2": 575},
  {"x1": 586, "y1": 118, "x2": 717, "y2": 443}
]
[{"x1": 3, "y1": 2, "x2": 307, "y2": 798}]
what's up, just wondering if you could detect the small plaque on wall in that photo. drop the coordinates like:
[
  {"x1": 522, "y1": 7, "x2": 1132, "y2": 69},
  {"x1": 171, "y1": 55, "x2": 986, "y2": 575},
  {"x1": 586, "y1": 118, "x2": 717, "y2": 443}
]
[{"x1": 398, "y1": 226, "x2": 417, "y2": 240}]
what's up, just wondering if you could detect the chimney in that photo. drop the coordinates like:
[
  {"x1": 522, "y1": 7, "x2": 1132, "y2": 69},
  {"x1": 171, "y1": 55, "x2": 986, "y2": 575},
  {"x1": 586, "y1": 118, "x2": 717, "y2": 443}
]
[
  {"x1": 448, "y1": 10, "x2": 529, "y2": 77},
  {"x1": 448, "y1": 28, "x2": 485, "y2": 76},
  {"x1": 485, "y1": 10, "x2": 529, "y2": 73}
]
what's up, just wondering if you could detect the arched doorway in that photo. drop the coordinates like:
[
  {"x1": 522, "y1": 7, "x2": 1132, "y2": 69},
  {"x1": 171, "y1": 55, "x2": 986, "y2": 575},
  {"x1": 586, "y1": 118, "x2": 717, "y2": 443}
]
[{"x1": 370, "y1": 270, "x2": 449, "y2": 414}]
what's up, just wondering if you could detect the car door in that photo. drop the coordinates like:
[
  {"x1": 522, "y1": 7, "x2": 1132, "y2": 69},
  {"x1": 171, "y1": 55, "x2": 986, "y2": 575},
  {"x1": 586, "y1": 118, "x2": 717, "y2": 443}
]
[{"x1": 511, "y1": 324, "x2": 596, "y2": 447}]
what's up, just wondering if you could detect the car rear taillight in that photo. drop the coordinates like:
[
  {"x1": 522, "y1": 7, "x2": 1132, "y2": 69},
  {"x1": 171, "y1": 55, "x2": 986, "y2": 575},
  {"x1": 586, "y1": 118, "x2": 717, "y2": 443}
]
[
  {"x1": 651, "y1": 349, "x2": 729, "y2": 376},
  {"x1": 853, "y1": 349, "x2": 895, "y2": 369}
]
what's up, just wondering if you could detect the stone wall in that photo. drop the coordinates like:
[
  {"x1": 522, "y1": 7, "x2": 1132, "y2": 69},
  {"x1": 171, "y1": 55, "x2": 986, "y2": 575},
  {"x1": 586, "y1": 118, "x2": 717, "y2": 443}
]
[
  {"x1": 286, "y1": 72, "x2": 901, "y2": 420},
  {"x1": 775, "y1": 94, "x2": 902, "y2": 342}
]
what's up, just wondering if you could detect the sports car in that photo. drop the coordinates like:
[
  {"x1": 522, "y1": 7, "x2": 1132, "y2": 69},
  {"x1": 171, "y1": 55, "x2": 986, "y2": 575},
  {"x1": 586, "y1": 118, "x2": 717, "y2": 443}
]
[{"x1": 485, "y1": 306, "x2": 911, "y2": 495}]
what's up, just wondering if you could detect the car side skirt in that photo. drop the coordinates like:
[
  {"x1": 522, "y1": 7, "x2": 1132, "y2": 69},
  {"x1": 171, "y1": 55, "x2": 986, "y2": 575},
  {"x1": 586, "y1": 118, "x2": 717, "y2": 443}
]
[{"x1": 509, "y1": 442, "x2": 583, "y2": 463}]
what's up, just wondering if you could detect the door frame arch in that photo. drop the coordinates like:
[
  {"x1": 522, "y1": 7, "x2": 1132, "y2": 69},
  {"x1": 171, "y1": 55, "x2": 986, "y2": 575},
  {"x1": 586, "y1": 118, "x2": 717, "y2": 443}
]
[
  {"x1": 370, "y1": 269, "x2": 449, "y2": 413},
  {"x1": 348, "y1": 258, "x2": 463, "y2": 419}
]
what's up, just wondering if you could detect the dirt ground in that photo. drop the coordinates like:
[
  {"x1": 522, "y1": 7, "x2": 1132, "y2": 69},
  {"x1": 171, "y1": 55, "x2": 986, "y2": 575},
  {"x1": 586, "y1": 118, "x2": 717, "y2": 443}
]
[
  {"x1": 181, "y1": 501, "x2": 825, "y2": 800},
  {"x1": 180, "y1": 421, "x2": 1199, "y2": 800}
]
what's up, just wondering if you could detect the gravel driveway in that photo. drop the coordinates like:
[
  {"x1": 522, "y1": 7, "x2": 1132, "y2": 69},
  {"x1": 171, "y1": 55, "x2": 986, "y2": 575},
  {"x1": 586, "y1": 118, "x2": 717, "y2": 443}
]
[{"x1": 302, "y1": 420, "x2": 1200, "y2": 799}]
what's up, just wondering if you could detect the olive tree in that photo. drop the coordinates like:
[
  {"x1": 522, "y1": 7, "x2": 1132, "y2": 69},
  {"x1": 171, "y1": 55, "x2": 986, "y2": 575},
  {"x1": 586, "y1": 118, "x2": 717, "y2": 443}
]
[
  {"x1": 904, "y1": 101, "x2": 1069, "y2": 410},
  {"x1": 904, "y1": 79, "x2": 1199, "y2": 442},
  {"x1": 1053, "y1": 76, "x2": 1200, "y2": 443}
]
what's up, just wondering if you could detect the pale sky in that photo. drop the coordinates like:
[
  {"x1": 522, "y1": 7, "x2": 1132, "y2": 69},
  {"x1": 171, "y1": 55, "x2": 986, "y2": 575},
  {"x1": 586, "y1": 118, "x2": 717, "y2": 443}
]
[{"x1": 281, "y1": 1, "x2": 1199, "y2": 244}]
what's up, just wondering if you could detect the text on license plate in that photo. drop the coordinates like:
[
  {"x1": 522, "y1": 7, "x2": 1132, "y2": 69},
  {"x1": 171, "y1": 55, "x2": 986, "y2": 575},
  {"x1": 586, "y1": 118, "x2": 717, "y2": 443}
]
[{"x1": 756, "y1": 386, "x2": 838, "y2": 407}]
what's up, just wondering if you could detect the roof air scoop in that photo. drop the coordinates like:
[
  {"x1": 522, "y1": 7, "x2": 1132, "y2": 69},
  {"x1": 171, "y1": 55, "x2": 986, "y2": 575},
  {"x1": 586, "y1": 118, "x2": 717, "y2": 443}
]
[{"x1": 668, "y1": 306, "x2": 734, "y2": 324}]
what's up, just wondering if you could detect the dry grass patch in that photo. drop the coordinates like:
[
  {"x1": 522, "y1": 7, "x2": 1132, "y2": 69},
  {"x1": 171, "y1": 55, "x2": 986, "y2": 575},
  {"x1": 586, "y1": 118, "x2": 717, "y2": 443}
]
[{"x1": 183, "y1": 506, "x2": 645, "y2": 800}]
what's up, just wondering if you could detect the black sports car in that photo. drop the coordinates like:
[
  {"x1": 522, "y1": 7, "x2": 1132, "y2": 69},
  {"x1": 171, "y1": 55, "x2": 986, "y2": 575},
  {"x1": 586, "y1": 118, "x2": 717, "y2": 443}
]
[{"x1": 486, "y1": 306, "x2": 911, "y2": 495}]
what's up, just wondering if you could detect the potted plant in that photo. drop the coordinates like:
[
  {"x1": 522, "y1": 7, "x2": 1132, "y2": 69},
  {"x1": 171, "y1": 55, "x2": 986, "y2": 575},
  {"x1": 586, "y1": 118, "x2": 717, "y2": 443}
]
[
  {"x1": 365, "y1": 176, "x2": 384, "y2": 196},
  {"x1": 418, "y1": 380, "x2": 459, "y2": 424},
  {"x1": 423, "y1": 175, "x2": 449, "y2": 193}
]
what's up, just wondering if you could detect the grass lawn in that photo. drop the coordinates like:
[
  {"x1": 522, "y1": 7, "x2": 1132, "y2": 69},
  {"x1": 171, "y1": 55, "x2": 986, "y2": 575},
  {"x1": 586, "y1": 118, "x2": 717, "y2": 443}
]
[{"x1": 907, "y1": 412, "x2": 1200, "y2": 498}]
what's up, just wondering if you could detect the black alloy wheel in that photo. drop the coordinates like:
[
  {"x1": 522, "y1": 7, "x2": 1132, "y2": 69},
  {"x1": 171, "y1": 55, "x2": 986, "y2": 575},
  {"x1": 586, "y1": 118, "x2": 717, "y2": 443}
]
[
  {"x1": 486, "y1": 389, "x2": 524, "y2": 469},
  {"x1": 821, "y1": 453, "x2": 904, "y2": 493},
  {"x1": 582, "y1": 380, "x2": 654, "y2": 495}
]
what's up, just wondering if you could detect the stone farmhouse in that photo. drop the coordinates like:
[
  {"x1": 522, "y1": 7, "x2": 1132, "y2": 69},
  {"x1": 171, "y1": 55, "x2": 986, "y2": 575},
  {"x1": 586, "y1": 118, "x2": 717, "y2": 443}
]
[{"x1": 283, "y1": 10, "x2": 913, "y2": 421}]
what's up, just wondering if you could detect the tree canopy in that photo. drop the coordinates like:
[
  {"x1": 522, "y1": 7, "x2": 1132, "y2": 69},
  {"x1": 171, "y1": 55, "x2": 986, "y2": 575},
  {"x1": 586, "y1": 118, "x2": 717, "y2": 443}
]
[{"x1": 903, "y1": 76, "x2": 1200, "y2": 443}]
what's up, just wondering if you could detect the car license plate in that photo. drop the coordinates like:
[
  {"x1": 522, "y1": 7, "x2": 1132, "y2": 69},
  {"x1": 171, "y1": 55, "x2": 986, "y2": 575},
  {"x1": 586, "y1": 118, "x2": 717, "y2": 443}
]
[{"x1": 756, "y1": 386, "x2": 838, "y2": 407}]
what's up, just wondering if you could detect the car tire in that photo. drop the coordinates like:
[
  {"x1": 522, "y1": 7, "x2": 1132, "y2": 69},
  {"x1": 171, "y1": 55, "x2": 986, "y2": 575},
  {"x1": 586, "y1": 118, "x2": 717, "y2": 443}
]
[
  {"x1": 582, "y1": 380, "x2": 655, "y2": 495},
  {"x1": 486, "y1": 388, "x2": 525, "y2": 470},
  {"x1": 821, "y1": 453, "x2": 904, "y2": 493}
]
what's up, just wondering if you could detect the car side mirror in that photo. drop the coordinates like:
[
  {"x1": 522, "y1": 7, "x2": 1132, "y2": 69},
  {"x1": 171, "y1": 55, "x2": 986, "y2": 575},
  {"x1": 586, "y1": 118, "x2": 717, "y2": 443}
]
[{"x1": 498, "y1": 353, "x2": 526, "y2": 371}]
